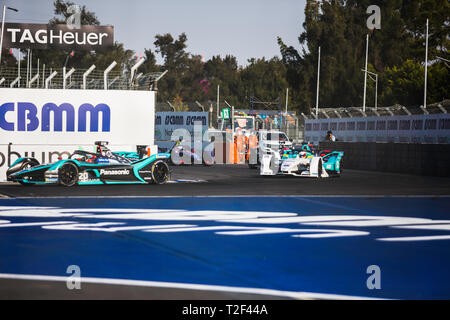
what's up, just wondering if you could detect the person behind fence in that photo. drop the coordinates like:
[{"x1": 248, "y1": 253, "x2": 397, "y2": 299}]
[{"x1": 325, "y1": 130, "x2": 336, "y2": 142}]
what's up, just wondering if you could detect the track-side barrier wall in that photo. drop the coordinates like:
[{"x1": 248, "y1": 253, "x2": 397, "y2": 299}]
[
  {"x1": 306, "y1": 114, "x2": 450, "y2": 145},
  {"x1": 320, "y1": 141, "x2": 450, "y2": 177},
  {"x1": 155, "y1": 112, "x2": 208, "y2": 141}
]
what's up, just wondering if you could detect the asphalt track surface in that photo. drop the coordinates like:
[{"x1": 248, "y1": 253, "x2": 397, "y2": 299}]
[
  {"x1": 0, "y1": 164, "x2": 449, "y2": 197},
  {"x1": 0, "y1": 165, "x2": 449, "y2": 301}
]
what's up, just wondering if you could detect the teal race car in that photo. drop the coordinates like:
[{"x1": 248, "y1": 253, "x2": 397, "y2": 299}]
[{"x1": 6, "y1": 142, "x2": 171, "y2": 186}]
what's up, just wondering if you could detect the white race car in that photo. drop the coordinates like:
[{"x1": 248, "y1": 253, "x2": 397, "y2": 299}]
[{"x1": 260, "y1": 147, "x2": 343, "y2": 178}]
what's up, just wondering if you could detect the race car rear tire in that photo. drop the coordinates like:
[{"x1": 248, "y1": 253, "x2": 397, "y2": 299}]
[
  {"x1": 58, "y1": 162, "x2": 79, "y2": 187},
  {"x1": 151, "y1": 160, "x2": 170, "y2": 184},
  {"x1": 318, "y1": 158, "x2": 323, "y2": 178}
]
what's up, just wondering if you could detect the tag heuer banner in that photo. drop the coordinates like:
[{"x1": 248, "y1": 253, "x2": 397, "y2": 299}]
[{"x1": 1, "y1": 23, "x2": 114, "y2": 51}]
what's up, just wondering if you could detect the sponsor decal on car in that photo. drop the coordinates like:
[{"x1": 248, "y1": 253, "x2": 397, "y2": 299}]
[
  {"x1": 44, "y1": 171, "x2": 58, "y2": 182},
  {"x1": 99, "y1": 169, "x2": 130, "y2": 176}
]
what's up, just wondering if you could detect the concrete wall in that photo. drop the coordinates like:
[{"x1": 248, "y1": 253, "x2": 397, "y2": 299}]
[{"x1": 319, "y1": 141, "x2": 450, "y2": 177}]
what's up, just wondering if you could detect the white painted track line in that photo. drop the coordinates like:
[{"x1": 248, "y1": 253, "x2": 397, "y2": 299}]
[{"x1": 0, "y1": 273, "x2": 383, "y2": 300}]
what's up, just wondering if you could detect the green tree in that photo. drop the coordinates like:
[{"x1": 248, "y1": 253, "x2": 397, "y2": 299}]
[
  {"x1": 381, "y1": 59, "x2": 449, "y2": 106},
  {"x1": 401, "y1": 0, "x2": 450, "y2": 61},
  {"x1": 381, "y1": 59, "x2": 425, "y2": 106},
  {"x1": 140, "y1": 49, "x2": 161, "y2": 74},
  {"x1": 240, "y1": 57, "x2": 288, "y2": 108},
  {"x1": 0, "y1": 48, "x2": 17, "y2": 70},
  {"x1": 278, "y1": 0, "x2": 449, "y2": 111},
  {"x1": 171, "y1": 94, "x2": 189, "y2": 111},
  {"x1": 153, "y1": 33, "x2": 190, "y2": 101},
  {"x1": 204, "y1": 55, "x2": 241, "y2": 105}
]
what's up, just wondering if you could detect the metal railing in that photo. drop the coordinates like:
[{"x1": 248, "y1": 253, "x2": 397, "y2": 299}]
[
  {"x1": 0, "y1": 65, "x2": 167, "y2": 91},
  {"x1": 302, "y1": 100, "x2": 449, "y2": 120}
]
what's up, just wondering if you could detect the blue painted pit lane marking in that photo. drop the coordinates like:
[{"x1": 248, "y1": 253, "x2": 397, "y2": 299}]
[{"x1": 0, "y1": 196, "x2": 449, "y2": 300}]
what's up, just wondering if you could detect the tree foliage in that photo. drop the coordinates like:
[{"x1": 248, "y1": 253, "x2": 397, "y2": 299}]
[{"x1": 278, "y1": 0, "x2": 449, "y2": 111}]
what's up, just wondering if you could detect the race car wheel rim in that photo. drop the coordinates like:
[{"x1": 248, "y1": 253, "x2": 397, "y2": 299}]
[
  {"x1": 59, "y1": 163, "x2": 79, "y2": 187},
  {"x1": 151, "y1": 161, "x2": 169, "y2": 184}
]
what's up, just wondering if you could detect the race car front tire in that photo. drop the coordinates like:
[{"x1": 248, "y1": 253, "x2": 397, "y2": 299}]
[
  {"x1": 318, "y1": 158, "x2": 323, "y2": 178},
  {"x1": 151, "y1": 160, "x2": 170, "y2": 184},
  {"x1": 58, "y1": 162, "x2": 79, "y2": 187}
]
